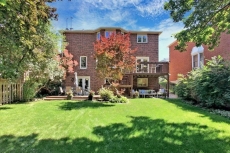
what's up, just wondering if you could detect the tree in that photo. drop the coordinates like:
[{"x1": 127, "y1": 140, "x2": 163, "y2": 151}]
[
  {"x1": 57, "y1": 49, "x2": 78, "y2": 77},
  {"x1": 0, "y1": 0, "x2": 58, "y2": 79},
  {"x1": 0, "y1": 0, "x2": 6, "y2": 6},
  {"x1": 164, "y1": 0, "x2": 230, "y2": 51},
  {"x1": 94, "y1": 32, "x2": 136, "y2": 81}
]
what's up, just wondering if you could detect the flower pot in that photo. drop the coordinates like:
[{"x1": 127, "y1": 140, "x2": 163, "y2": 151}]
[
  {"x1": 88, "y1": 95, "x2": 93, "y2": 101},
  {"x1": 67, "y1": 95, "x2": 73, "y2": 100}
]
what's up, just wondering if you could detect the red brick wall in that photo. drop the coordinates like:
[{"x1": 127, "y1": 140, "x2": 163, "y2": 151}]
[
  {"x1": 130, "y1": 34, "x2": 159, "y2": 61},
  {"x1": 169, "y1": 33, "x2": 230, "y2": 82},
  {"x1": 130, "y1": 34, "x2": 159, "y2": 89},
  {"x1": 64, "y1": 32, "x2": 104, "y2": 92},
  {"x1": 169, "y1": 42, "x2": 194, "y2": 81},
  {"x1": 63, "y1": 30, "x2": 160, "y2": 92},
  {"x1": 204, "y1": 33, "x2": 230, "y2": 61}
]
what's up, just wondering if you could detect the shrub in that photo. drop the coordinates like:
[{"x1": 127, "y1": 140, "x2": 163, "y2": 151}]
[
  {"x1": 109, "y1": 96, "x2": 119, "y2": 103},
  {"x1": 23, "y1": 80, "x2": 38, "y2": 102},
  {"x1": 109, "y1": 95, "x2": 129, "y2": 103},
  {"x1": 176, "y1": 56, "x2": 230, "y2": 109},
  {"x1": 119, "y1": 96, "x2": 129, "y2": 103},
  {"x1": 98, "y1": 87, "x2": 114, "y2": 101}
]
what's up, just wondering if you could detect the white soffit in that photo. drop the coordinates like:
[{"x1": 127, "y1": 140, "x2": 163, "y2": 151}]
[{"x1": 191, "y1": 46, "x2": 204, "y2": 55}]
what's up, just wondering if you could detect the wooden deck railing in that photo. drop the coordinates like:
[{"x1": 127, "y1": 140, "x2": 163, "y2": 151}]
[
  {"x1": 119, "y1": 62, "x2": 169, "y2": 86},
  {"x1": 135, "y1": 62, "x2": 169, "y2": 74}
]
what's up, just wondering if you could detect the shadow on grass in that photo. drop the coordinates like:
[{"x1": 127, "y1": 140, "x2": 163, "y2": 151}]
[
  {"x1": 58, "y1": 101, "x2": 115, "y2": 110},
  {"x1": 1, "y1": 116, "x2": 229, "y2": 153},
  {"x1": 0, "y1": 106, "x2": 12, "y2": 110},
  {"x1": 165, "y1": 98, "x2": 230, "y2": 124}
]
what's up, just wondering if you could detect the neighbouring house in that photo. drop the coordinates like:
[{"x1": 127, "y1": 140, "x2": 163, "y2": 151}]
[
  {"x1": 61, "y1": 27, "x2": 169, "y2": 96},
  {"x1": 169, "y1": 32, "x2": 230, "y2": 84}
]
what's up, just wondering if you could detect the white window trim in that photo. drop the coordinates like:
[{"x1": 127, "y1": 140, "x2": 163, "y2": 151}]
[
  {"x1": 96, "y1": 32, "x2": 100, "y2": 40},
  {"x1": 137, "y1": 35, "x2": 148, "y2": 43},
  {"x1": 80, "y1": 56, "x2": 87, "y2": 69},
  {"x1": 191, "y1": 46, "x2": 204, "y2": 69}
]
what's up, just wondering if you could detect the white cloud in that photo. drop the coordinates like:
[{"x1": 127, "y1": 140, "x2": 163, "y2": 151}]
[
  {"x1": 84, "y1": 0, "x2": 141, "y2": 10},
  {"x1": 105, "y1": 10, "x2": 130, "y2": 22},
  {"x1": 80, "y1": 0, "x2": 167, "y2": 17},
  {"x1": 133, "y1": 0, "x2": 168, "y2": 17}
]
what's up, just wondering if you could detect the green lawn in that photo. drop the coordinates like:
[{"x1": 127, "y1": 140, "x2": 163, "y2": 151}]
[{"x1": 0, "y1": 98, "x2": 230, "y2": 153}]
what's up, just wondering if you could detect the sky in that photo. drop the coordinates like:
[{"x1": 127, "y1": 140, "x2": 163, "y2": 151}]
[{"x1": 49, "y1": 0, "x2": 184, "y2": 61}]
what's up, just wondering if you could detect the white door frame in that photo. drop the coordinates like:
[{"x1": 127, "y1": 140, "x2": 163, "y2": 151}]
[{"x1": 78, "y1": 76, "x2": 90, "y2": 91}]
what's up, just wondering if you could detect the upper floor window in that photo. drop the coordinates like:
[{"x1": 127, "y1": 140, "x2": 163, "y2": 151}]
[
  {"x1": 191, "y1": 46, "x2": 204, "y2": 69},
  {"x1": 105, "y1": 31, "x2": 114, "y2": 38},
  {"x1": 137, "y1": 35, "x2": 148, "y2": 43},
  {"x1": 97, "y1": 32, "x2": 100, "y2": 40},
  {"x1": 80, "y1": 56, "x2": 87, "y2": 69}
]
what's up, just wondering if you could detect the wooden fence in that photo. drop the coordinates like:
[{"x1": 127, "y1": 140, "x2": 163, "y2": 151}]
[{"x1": 0, "y1": 79, "x2": 23, "y2": 105}]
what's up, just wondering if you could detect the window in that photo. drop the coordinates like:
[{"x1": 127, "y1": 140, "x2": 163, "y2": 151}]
[
  {"x1": 137, "y1": 35, "x2": 148, "y2": 43},
  {"x1": 191, "y1": 46, "x2": 204, "y2": 69},
  {"x1": 136, "y1": 57, "x2": 149, "y2": 73},
  {"x1": 105, "y1": 31, "x2": 114, "y2": 38},
  {"x1": 192, "y1": 53, "x2": 204, "y2": 68},
  {"x1": 137, "y1": 78, "x2": 148, "y2": 87},
  {"x1": 80, "y1": 56, "x2": 87, "y2": 69},
  {"x1": 97, "y1": 32, "x2": 100, "y2": 40},
  {"x1": 193, "y1": 54, "x2": 198, "y2": 68}
]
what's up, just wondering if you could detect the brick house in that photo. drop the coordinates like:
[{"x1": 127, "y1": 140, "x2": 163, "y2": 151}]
[
  {"x1": 62, "y1": 27, "x2": 169, "y2": 96},
  {"x1": 169, "y1": 33, "x2": 230, "y2": 83}
]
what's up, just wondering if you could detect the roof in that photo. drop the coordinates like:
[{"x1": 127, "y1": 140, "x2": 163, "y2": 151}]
[{"x1": 60, "y1": 27, "x2": 162, "y2": 35}]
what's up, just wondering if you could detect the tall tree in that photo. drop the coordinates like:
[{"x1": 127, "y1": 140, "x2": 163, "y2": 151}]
[
  {"x1": 94, "y1": 32, "x2": 136, "y2": 81},
  {"x1": 0, "y1": 0, "x2": 58, "y2": 79},
  {"x1": 164, "y1": 0, "x2": 230, "y2": 51}
]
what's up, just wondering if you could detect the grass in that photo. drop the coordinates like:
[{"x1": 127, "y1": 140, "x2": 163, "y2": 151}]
[{"x1": 0, "y1": 98, "x2": 230, "y2": 153}]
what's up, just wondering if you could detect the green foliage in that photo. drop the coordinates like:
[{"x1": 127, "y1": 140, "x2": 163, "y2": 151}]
[
  {"x1": 0, "y1": 0, "x2": 6, "y2": 6},
  {"x1": 23, "y1": 80, "x2": 38, "y2": 102},
  {"x1": 119, "y1": 96, "x2": 129, "y2": 103},
  {"x1": 176, "y1": 56, "x2": 230, "y2": 109},
  {"x1": 109, "y1": 95, "x2": 129, "y2": 103},
  {"x1": 109, "y1": 96, "x2": 119, "y2": 103},
  {"x1": 0, "y1": 0, "x2": 59, "y2": 79},
  {"x1": 36, "y1": 80, "x2": 62, "y2": 97},
  {"x1": 98, "y1": 87, "x2": 114, "y2": 101},
  {"x1": 164, "y1": 0, "x2": 230, "y2": 51},
  {"x1": 159, "y1": 77, "x2": 167, "y2": 89},
  {"x1": 175, "y1": 74, "x2": 192, "y2": 100}
]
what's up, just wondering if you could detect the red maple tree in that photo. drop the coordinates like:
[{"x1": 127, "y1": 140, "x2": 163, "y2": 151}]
[
  {"x1": 94, "y1": 32, "x2": 136, "y2": 81},
  {"x1": 57, "y1": 49, "x2": 78, "y2": 74}
]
